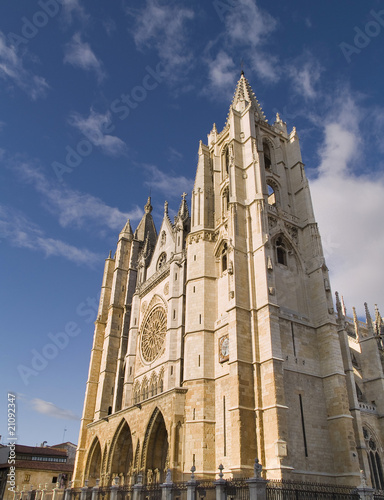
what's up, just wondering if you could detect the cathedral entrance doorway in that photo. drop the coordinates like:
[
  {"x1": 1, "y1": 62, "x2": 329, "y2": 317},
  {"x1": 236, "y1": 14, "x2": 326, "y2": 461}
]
[
  {"x1": 142, "y1": 409, "x2": 169, "y2": 484},
  {"x1": 85, "y1": 438, "x2": 102, "y2": 487},
  {"x1": 109, "y1": 420, "x2": 133, "y2": 485}
]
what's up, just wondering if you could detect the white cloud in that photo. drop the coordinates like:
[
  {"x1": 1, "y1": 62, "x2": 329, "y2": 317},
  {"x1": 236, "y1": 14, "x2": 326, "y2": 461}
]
[
  {"x1": 309, "y1": 93, "x2": 384, "y2": 316},
  {"x1": 286, "y1": 54, "x2": 324, "y2": 100},
  {"x1": 11, "y1": 160, "x2": 141, "y2": 231},
  {"x1": 69, "y1": 109, "x2": 127, "y2": 156},
  {"x1": 226, "y1": 0, "x2": 277, "y2": 47},
  {"x1": 64, "y1": 33, "x2": 105, "y2": 82},
  {"x1": 0, "y1": 32, "x2": 49, "y2": 99},
  {"x1": 128, "y1": 0, "x2": 194, "y2": 79},
  {"x1": 143, "y1": 164, "x2": 193, "y2": 197},
  {"x1": 0, "y1": 204, "x2": 102, "y2": 266},
  {"x1": 206, "y1": 51, "x2": 236, "y2": 97},
  {"x1": 223, "y1": 0, "x2": 279, "y2": 82},
  {"x1": 30, "y1": 398, "x2": 80, "y2": 420}
]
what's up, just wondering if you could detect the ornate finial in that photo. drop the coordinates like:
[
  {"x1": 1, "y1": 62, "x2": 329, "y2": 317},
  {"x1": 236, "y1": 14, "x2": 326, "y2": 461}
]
[
  {"x1": 365, "y1": 302, "x2": 374, "y2": 334},
  {"x1": 276, "y1": 112, "x2": 281, "y2": 122},
  {"x1": 182, "y1": 192, "x2": 187, "y2": 201},
  {"x1": 335, "y1": 292, "x2": 343, "y2": 319},
  {"x1": 352, "y1": 307, "x2": 360, "y2": 339},
  {"x1": 254, "y1": 458, "x2": 262, "y2": 478},
  {"x1": 166, "y1": 469, "x2": 172, "y2": 484},
  {"x1": 190, "y1": 465, "x2": 196, "y2": 481},
  {"x1": 164, "y1": 201, "x2": 168, "y2": 215},
  {"x1": 341, "y1": 295, "x2": 346, "y2": 316},
  {"x1": 108, "y1": 250, "x2": 112, "y2": 259},
  {"x1": 144, "y1": 197, "x2": 152, "y2": 214},
  {"x1": 360, "y1": 469, "x2": 367, "y2": 488},
  {"x1": 374, "y1": 304, "x2": 382, "y2": 336},
  {"x1": 218, "y1": 464, "x2": 224, "y2": 479}
]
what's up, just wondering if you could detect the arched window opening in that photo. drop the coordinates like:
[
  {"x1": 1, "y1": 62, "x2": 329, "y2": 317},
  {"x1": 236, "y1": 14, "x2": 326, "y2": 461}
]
[
  {"x1": 157, "y1": 252, "x2": 167, "y2": 271},
  {"x1": 276, "y1": 237, "x2": 287, "y2": 266},
  {"x1": 355, "y1": 383, "x2": 364, "y2": 402},
  {"x1": 222, "y1": 243, "x2": 228, "y2": 272},
  {"x1": 222, "y1": 188, "x2": 230, "y2": 214},
  {"x1": 159, "y1": 377, "x2": 164, "y2": 393},
  {"x1": 267, "y1": 183, "x2": 276, "y2": 206},
  {"x1": 222, "y1": 146, "x2": 230, "y2": 176},
  {"x1": 363, "y1": 427, "x2": 384, "y2": 490},
  {"x1": 264, "y1": 142, "x2": 272, "y2": 169},
  {"x1": 141, "y1": 381, "x2": 147, "y2": 401}
]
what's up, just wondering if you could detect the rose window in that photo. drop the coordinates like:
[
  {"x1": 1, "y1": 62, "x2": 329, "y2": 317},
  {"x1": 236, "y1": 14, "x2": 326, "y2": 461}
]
[{"x1": 140, "y1": 306, "x2": 167, "y2": 363}]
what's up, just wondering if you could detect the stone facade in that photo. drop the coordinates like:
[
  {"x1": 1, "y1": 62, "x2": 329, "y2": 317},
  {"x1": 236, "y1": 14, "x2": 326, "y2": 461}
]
[{"x1": 72, "y1": 74, "x2": 384, "y2": 489}]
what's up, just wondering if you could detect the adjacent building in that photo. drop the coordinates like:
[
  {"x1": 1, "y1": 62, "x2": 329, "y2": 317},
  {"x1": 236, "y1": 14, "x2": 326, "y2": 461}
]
[{"x1": 0, "y1": 442, "x2": 76, "y2": 499}]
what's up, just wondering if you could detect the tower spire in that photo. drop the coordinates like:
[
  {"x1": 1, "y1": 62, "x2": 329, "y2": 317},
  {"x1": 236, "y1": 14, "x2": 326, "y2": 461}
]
[{"x1": 229, "y1": 72, "x2": 266, "y2": 121}]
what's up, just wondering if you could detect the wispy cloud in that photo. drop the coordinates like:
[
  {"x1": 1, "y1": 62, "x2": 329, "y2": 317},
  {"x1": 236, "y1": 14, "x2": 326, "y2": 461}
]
[
  {"x1": 64, "y1": 33, "x2": 105, "y2": 82},
  {"x1": 0, "y1": 204, "x2": 102, "y2": 266},
  {"x1": 0, "y1": 32, "x2": 49, "y2": 99},
  {"x1": 11, "y1": 159, "x2": 142, "y2": 231},
  {"x1": 224, "y1": 0, "x2": 278, "y2": 82},
  {"x1": 143, "y1": 163, "x2": 193, "y2": 197},
  {"x1": 30, "y1": 398, "x2": 80, "y2": 420},
  {"x1": 68, "y1": 109, "x2": 127, "y2": 156},
  {"x1": 128, "y1": 0, "x2": 194, "y2": 81},
  {"x1": 206, "y1": 51, "x2": 236, "y2": 98},
  {"x1": 205, "y1": 0, "x2": 279, "y2": 95},
  {"x1": 309, "y1": 91, "x2": 384, "y2": 315},
  {"x1": 286, "y1": 53, "x2": 324, "y2": 100},
  {"x1": 61, "y1": 0, "x2": 89, "y2": 24}
]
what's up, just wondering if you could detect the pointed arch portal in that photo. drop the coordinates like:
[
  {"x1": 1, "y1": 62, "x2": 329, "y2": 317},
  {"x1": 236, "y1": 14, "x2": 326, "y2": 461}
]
[
  {"x1": 108, "y1": 420, "x2": 134, "y2": 483},
  {"x1": 142, "y1": 408, "x2": 169, "y2": 483},
  {"x1": 85, "y1": 437, "x2": 102, "y2": 487}
]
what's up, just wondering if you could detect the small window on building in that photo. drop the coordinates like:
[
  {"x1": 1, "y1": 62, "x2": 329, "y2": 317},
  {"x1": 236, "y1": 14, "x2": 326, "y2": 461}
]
[
  {"x1": 267, "y1": 183, "x2": 276, "y2": 206},
  {"x1": 223, "y1": 188, "x2": 230, "y2": 213},
  {"x1": 224, "y1": 146, "x2": 230, "y2": 174},
  {"x1": 276, "y1": 237, "x2": 287, "y2": 266},
  {"x1": 52, "y1": 476, "x2": 58, "y2": 484},
  {"x1": 264, "y1": 142, "x2": 272, "y2": 169},
  {"x1": 222, "y1": 243, "x2": 228, "y2": 272},
  {"x1": 157, "y1": 252, "x2": 167, "y2": 271},
  {"x1": 108, "y1": 406, "x2": 112, "y2": 415}
]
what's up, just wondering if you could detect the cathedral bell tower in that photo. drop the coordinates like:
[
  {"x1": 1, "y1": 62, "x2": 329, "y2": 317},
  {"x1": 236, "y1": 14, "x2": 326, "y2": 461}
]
[{"x1": 183, "y1": 72, "x2": 360, "y2": 482}]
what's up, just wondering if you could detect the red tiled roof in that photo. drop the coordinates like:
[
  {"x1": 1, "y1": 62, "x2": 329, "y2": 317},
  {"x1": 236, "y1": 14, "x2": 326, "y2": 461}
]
[
  {"x1": 15, "y1": 445, "x2": 67, "y2": 457},
  {"x1": 0, "y1": 460, "x2": 73, "y2": 472}
]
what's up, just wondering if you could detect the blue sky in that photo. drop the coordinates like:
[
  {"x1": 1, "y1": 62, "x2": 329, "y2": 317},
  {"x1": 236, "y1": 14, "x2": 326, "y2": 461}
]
[{"x1": 1, "y1": 0, "x2": 383, "y2": 448}]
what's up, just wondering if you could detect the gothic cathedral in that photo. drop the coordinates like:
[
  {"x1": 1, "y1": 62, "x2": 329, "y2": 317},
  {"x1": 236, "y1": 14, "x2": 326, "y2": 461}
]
[{"x1": 73, "y1": 73, "x2": 384, "y2": 489}]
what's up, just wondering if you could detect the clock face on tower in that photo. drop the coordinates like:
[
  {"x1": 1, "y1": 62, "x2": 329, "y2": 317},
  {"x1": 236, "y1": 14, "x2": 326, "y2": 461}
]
[{"x1": 219, "y1": 335, "x2": 229, "y2": 362}]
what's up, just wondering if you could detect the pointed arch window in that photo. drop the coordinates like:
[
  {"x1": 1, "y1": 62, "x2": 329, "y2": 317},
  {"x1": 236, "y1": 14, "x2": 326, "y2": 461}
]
[
  {"x1": 267, "y1": 182, "x2": 277, "y2": 206},
  {"x1": 276, "y1": 237, "x2": 287, "y2": 266},
  {"x1": 222, "y1": 187, "x2": 230, "y2": 214},
  {"x1": 222, "y1": 145, "x2": 230, "y2": 176},
  {"x1": 363, "y1": 427, "x2": 384, "y2": 489},
  {"x1": 263, "y1": 141, "x2": 272, "y2": 170},
  {"x1": 157, "y1": 252, "x2": 167, "y2": 271},
  {"x1": 221, "y1": 243, "x2": 228, "y2": 273}
]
